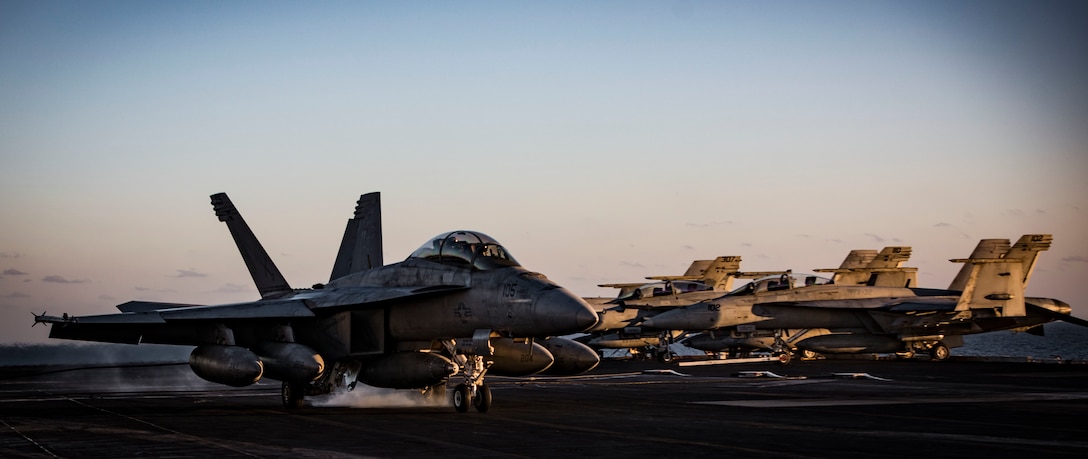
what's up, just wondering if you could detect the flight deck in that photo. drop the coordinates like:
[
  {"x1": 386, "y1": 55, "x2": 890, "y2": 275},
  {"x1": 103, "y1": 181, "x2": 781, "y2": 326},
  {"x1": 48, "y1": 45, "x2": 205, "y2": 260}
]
[{"x1": 3, "y1": 357, "x2": 1087, "y2": 458}]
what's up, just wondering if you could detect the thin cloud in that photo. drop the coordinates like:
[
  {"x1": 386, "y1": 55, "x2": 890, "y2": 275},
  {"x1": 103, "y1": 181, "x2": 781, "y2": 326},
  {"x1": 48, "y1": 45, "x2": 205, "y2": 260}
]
[
  {"x1": 865, "y1": 233, "x2": 886, "y2": 243},
  {"x1": 2, "y1": 292, "x2": 31, "y2": 298},
  {"x1": 215, "y1": 283, "x2": 252, "y2": 294},
  {"x1": 172, "y1": 269, "x2": 207, "y2": 278},
  {"x1": 686, "y1": 221, "x2": 734, "y2": 228},
  {"x1": 3, "y1": 269, "x2": 27, "y2": 276},
  {"x1": 620, "y1": 261, "x2": 645, "y2": 269},
  {"x1": 0, "y1": 251, "x2": 20, "y2": 259},
  {"x1": 933, "y1": 222, "x2": 953, "y2": 228},
  {"x1": 1062, "y1": 256, "x2": 1088, "y2": 263},
  {"x1": 42, "y1": 275, "x2": 88, "y2": 284}
]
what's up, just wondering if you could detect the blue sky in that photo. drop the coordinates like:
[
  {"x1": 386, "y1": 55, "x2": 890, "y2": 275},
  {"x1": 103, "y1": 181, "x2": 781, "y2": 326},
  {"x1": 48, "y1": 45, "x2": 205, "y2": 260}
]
[{"x1": 2, "y1": 1, "x2": 1086, "y2": 344}]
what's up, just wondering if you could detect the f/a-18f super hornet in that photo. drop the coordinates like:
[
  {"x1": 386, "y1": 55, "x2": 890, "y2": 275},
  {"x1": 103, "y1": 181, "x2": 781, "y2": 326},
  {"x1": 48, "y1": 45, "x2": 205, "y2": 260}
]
[
  {"x1": 35, "y1": 193, "x2": 599, "y2": 412},
  {"x1": 645, "y1": 235, "x2": 1085, "y2": 363}
]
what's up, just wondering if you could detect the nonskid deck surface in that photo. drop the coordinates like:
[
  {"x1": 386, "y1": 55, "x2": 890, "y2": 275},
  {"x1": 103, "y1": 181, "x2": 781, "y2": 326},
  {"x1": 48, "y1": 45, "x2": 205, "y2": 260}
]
[{"x1": 3, "y1": 358, "x2": 1088, "y2": 458}]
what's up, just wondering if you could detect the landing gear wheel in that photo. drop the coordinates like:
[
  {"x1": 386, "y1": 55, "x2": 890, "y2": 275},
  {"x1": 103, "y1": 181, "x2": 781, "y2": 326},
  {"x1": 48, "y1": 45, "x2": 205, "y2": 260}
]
[
  {"x1": 930, "y1": 343, "x2": 950, "y2": 361},
  {"x1": 472, "y1": 383, "x2": 492, "y2": 413},
  {"x1": 281, "y1": 381, "x2": 304, "y2": 410},
  {"x1": 658, "y1": 351, "x2": 675, "y2": 363},
  {"x1": 453, "y1": 383, "x2": 471, "y2": 413},
  {"x1": 775, "y1": 352, "x2": 792, "y2": 365},
  {"x1": 801, "y1": 349, "x2": 818, "y2": 360}
]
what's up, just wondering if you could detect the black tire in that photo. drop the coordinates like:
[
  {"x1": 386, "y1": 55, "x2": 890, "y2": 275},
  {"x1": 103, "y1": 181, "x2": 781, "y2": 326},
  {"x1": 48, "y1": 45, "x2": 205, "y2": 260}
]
[
  {"x1": 775, "y1": 352, "x2": 792, "y2": 365},
  {"x1": 472, "y1": 383, "x2": 492, "y2": 413},
  {"x1": 453, "y1": 383, "x2": 471, "y2": 413},
  {"x1": 282, "y1": 381, "x2": 304, "y2": 410},
  {"x1": 930, "y1": 343, "x2": 950, "y2": 361},
  {"x1": 658, "y1": 351, "x2": 674, "y2": 363},
  {"x1": 800, "y1": 349, "x2": 819, "y2": 360}
]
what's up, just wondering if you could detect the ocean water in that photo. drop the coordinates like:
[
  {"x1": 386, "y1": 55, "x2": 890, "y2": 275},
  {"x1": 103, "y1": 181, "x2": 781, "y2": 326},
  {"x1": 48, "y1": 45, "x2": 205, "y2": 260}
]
[{"x1": 956, "y1": 322, "x2": 1088, "y2": 361}]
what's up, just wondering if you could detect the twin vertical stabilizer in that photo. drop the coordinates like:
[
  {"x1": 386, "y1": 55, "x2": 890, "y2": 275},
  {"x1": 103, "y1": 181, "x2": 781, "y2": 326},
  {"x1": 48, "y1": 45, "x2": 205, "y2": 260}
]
[
  {"x1": 948, "y1": 234, "x2": 1051, "y2": 317},
  {"x1": 210, "y1": 193, "x2": 293, "y2": 299},
  {"x1": 329, "y1": 192, "x2": 384, "y2": 281}
]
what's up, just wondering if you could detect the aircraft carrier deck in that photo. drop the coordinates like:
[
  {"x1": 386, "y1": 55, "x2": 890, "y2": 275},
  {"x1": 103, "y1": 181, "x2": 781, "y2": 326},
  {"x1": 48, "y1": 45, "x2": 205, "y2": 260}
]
[{"x1": 3, "y1": 357, "x2": 1087, "y2": 458}]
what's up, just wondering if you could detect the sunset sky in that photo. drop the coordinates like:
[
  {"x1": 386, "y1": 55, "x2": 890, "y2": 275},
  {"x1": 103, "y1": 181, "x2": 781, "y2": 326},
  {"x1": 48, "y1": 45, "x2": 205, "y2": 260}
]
[{"x1": 2, "y1": 1, "x2": 1086, "y2": 344}]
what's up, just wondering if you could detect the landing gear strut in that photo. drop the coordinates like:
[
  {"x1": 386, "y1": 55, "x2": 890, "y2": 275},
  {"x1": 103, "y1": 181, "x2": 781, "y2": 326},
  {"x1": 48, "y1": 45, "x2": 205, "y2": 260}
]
[
  {"x1": 443, "y1": 338, "x2": 494, "y2": 413},
  {"x1": 281, "y1": 381, "x2": 305, "y2": 410}
]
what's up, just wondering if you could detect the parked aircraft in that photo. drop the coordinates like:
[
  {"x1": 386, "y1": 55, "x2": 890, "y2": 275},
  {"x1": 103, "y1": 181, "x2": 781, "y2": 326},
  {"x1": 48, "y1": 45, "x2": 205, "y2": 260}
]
[
  {"x1": 681, "y1": 246, "x2": 917, "y2": 360},
  {"x1": 35, "y1": 193, "x2": 599, "y2": 412},
  {"x1": 579, "y1": 256, "x2": 774, "y2": 361},
  {"x1": 644, "y1": 235, "x2": 1083, "y2": 363}
]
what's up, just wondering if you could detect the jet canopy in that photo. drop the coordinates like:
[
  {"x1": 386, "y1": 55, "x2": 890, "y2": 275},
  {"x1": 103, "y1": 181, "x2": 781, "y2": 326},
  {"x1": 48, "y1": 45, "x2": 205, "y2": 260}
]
[
  {"x1": 408, "y1": 231, "x2": 521, "y2": 270},
  {"x1": 728, "y1": 273, "x2": 833, "y2": 296},
  {"x1": 616, "y1": 280, "x2": 712, "y2": 301}
]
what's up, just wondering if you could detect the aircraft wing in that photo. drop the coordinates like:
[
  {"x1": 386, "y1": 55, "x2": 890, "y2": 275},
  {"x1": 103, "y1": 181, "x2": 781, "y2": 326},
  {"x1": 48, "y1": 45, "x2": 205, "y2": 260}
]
[{"x1": 36, "y1": 285, "x2": 470, "y2": 345}]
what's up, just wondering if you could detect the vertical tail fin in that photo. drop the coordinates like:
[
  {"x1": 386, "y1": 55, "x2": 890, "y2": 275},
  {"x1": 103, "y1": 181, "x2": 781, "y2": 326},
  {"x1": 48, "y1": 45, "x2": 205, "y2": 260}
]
[
  {"x1": 699, "y1": 256, "x2": 743, "y2": 291},
  {"x1": 1003, "y1": 234, "x2": 1052, "y2": 290},
  {"x1": 867, "y1": 246, "x2": 912, "y2": 269},
  {"x1": 838, "y1": 250, "x2": 878, "y2": 270},
  {"x1": 815, "y1": 247, "x2": 916, "y2": 287},
  {"x1": 947, "y1": 239, "x2": 1011, "y2": 291},
  {"x1": 210, "y1": 193, "x2": 292, "y2": 299},
  {"x1": 645, "y1": 256, "x2": 743, "y2": 291},
  {"x1": 950, "y1": 258, "x2": 1026, "y2": 316},
  {"x1": 329, "y1": 192, "x2": 383, "y2": 281}
]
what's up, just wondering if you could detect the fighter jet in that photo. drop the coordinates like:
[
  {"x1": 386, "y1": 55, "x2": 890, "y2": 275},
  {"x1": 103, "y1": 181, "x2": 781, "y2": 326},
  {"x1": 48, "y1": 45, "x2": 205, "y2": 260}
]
[
  {"x1": 679, "y1": 246, "x2": 918, "y2": 360},
  {"x1": 578, "y1": 256, "x2": 770, "y2": 361},
  {"x1": 34, "y1": 193, "x2": 599, "y2": 412},
  {"x1": 582, "y1": 246, "x2": 920, "y2": 361},
  {"x1": 644, "y1": 235, "x2": 1084, "y2": 363}
]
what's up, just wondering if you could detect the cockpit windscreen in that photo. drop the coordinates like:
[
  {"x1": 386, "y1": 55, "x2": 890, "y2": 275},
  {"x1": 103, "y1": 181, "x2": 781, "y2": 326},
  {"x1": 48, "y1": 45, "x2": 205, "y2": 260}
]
[
  {"x1": 727, "y1": 273, "x2": 833, "y2": 296},
  {"x1": 408, "y1": 231, "x2": 521, "y2": 270}
]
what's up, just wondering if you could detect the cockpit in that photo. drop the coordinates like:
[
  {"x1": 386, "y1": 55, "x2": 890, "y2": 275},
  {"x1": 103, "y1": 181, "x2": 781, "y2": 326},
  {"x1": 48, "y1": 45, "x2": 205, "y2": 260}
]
[
  {"x1": 727, "y1": 273, "x2": 833, "y2": 296},
  {"x1": 615, "y1": 280, "x2": 712, "y2": 301},
  {"x1": 408, "y1": 231, "x2": 521, "y2": 270}
]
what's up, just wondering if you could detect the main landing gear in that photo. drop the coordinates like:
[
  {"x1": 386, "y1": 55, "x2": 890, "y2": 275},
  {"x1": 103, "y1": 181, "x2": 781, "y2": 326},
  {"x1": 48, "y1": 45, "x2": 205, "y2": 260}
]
[
  {"x1": 452, "y1": 382, "x2": 492, "y2": 413},
  {"x1": 444, "y1": 338, "x2": 494, "y2": 413}
]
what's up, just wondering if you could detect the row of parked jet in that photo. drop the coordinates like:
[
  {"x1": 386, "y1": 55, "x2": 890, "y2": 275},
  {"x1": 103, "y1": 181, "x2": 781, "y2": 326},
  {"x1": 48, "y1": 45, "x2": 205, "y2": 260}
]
[{"x1": 578, "y1": 235, "x2": 1085, "y2": 363}]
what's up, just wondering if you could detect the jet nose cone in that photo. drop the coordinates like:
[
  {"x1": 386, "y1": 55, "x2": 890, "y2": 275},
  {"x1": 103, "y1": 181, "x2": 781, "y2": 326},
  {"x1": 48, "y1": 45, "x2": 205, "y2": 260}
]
[{"x1": 534, "y1": 288, "x2": 599, "y2": 335}]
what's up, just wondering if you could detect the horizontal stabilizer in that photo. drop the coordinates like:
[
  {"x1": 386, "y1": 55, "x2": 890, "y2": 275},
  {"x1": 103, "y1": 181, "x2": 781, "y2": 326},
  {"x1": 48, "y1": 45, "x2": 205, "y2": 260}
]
[{"x1": 1027, "y1": 303, "x2": 1088, "y2": 328}]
